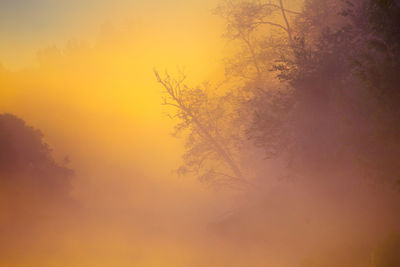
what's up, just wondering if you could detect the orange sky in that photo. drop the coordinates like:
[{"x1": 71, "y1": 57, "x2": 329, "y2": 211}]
[
  {"x1": 0, "y1": 0, "x2": 227, "y2": 186},
  {"x1": 0, "y1": 2, "x2": 234, "y2": 256},
  {"x1": 0, "y1": 1, "x2": 313, "y2": 266},
  {"x1": 0, "y1": 2, "x2": 238, "y2": 265}
]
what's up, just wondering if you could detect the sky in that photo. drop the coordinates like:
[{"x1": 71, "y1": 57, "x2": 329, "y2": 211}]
[
  {"x1": 0, "y1": 0, "x2": 226, "y2": 174},
  {"x1": 0, "y1": 1, "x2": 234, "y2": 265},
  {"x1": 0, "y1": 0, "x2": 224, "y2": 69}
]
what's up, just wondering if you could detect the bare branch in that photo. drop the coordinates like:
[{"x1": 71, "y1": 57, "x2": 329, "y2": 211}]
[
  {"x1": 260, "y1": 3, "x2": 301, "y2": 15},
  {"x1": 155, "y1": 69, "x2": 249, "y2": 186},
  {"x1": 254, "y1": 20, "x2": 288, "y2": 32}
]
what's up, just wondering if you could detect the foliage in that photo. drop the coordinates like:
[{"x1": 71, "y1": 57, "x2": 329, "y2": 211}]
[
  {"x1": 0, "y1": 113, "x2": 74, "y2": 222},
  {"x1": 156, "y1": 0, "x2": 400, "y2": 190},
  {"x1": 261, "y1": 0, "x2": 400, "y2": 183},
  {"x1": 215, "y1": 0, "x2": 298, "y2": 80}
]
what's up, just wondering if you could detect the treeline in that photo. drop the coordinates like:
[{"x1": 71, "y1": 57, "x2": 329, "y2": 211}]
[
  {"x1": 156, "y1": 0, "x2": 400, "y2": 191},
  {"x1": 0, "y1": 114, "x2": 74, "y2": 261},
  {"x1": 155, "y1": 0, "x2": 400, "y2": 265}
]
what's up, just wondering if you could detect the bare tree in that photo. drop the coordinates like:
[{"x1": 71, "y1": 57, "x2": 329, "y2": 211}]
[{"x1": 154, "y1": 70, "x2": 252, "y2": 189}]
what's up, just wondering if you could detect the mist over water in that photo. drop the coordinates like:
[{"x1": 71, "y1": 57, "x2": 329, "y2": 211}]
[{"x1": 1, "y1": 0, "x2": 400, "y2": 266}]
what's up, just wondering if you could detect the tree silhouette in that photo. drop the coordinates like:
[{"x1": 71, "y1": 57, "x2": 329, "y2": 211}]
[
  {"x1": 155, "y1": 70, "x2": 252, "y2": 189},
  {"x1": 215, "y1": 0, "x2": 299, "y2": 81},
  {"x1": 156, "y1": 0, "x2": 400, "y2": 192},
  {"x1": 0, "y1": 113, "x2": 74, "y2": 225}
]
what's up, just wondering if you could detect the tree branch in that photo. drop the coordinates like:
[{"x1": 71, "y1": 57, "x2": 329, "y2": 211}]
[
  {"x1": 260, "y1": 3, "x2": 301, "y2": 15},
  {"x1": 155, "y1": 70, "x2": 248, "y2": 184}
]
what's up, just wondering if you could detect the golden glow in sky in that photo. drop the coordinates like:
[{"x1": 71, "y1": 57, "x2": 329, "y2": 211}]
[
  {"x1": 0, "y1": 2, "x2": 231, "y2": 265},
  {"x1": 0, "y1": 0, "x2": 226, "y2": 178}
]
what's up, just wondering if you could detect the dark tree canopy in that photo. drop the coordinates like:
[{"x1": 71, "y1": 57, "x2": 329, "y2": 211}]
[
  {"x1": 0, "y1": 113, "x2": 73, "y2": 188},
  {"x1": 0, "y1": 113, "x2": 75, "y2": 261},
  {"x1": 0, "y1": 113, "x2": 73, "y2": 218}
]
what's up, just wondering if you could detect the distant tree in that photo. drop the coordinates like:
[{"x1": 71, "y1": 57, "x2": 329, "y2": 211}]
[
  {"x1": 0, "y1": 113, "x2": 73, "y2": 225},
  {"x1": 0, "y1": 113, "x2": 73, "y2": 181}
]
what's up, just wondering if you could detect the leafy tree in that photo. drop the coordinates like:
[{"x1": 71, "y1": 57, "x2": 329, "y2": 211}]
[
  {"x1": 254, "y1": 0, "x2": 400, "y2": 186},
  {"x1": 349, "y1": 0, "x2": 400, "y2": 186},
  {"x1": 0, "y1": 113, "x2": 73, "y2": 225},
  {"x1": 156, "y1": 0, "x2": 400, "y2": 190},
  {"x1": 214, "y1": 0, "x2": 302, "y2": 163},
  {"x1": 215, "y1": 0, "x2": 299, "y2": 82},
  {"x1": 154, "y1": 1, "x2": 302, "y2": 189}
]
